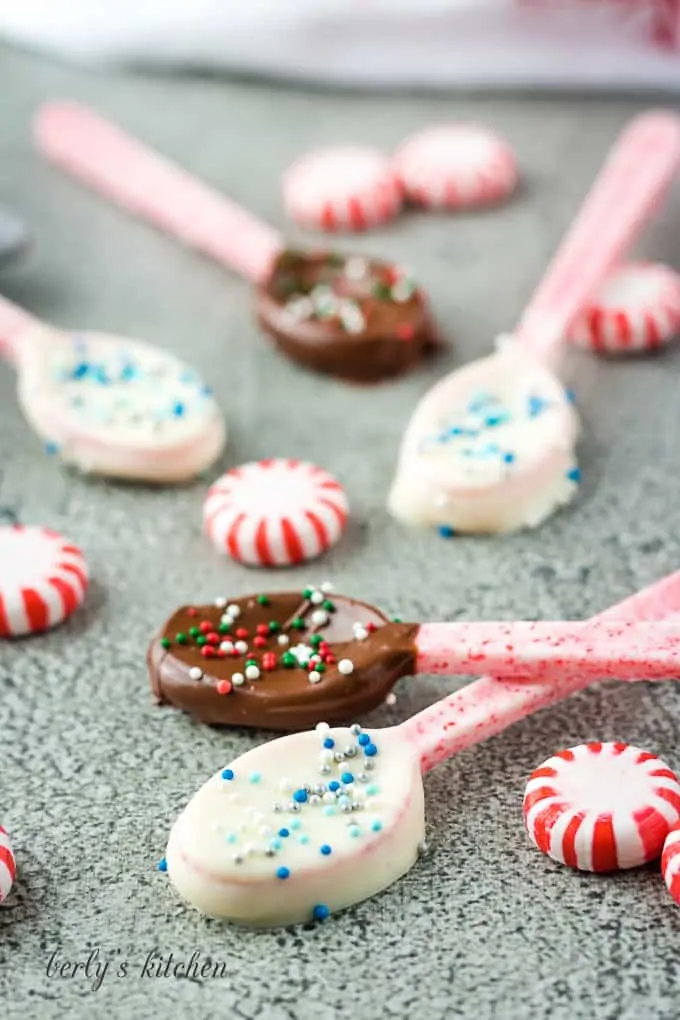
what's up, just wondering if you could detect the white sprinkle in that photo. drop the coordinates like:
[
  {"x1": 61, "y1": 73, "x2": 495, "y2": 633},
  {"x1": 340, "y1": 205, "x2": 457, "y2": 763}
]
[
  {"x1": 385, "y1": 692, "x2": 397, "y2": 706},
  {"x1": 391, "y1": 278, "x2": 415, "y2": 303},
  {"x1": 319, "y1": 749, "x2": 334, "y2": 764},
  {"x1": 277, "y1": 634, "x2": 290, "y2": 647},
  {"x1": 235, "y1": 640, "x2": 248, "y2": 654},
  {"x1": 353, "y1": 626, "x2": 368, "y2": 641},
  {"x1": 245, "y1": 665, "x2": 261, "y2": 681},
  {"x1": 291, "y1": 643, "x2": 312, "y2": 666},
  {"x1": 221, "y1": 613, "x2": 234, "y2": 626},
  {"x1": 311, "y1": 609, "x2": 328, "y2": 627},
  {"x1": 279, "y1": 778, "x2": 293, "y2": 793},
  {"x1": 232, "y1": 672, "x2": 245, "y2": 686},
  {"x1": 259, "y1": 825, "x2": 273, "y2": 837},
  {"x1": 214, "y1": 597, "x2": 227, "y2": 608},
  {"x1": 226, "y1": 604, "x2": 240, "y2": 618},
  {"x1": 310, "y1": 590, "x2": 324, "y2": 605},
  {"x1": 220, "y1": 641, "x2": 234, "y2": 653},
  {"x1": 323, "y1": 792, "x2": 336, "y2": 804},
  {"x1": 189, "y1": 667, "x2": 203, "y2": 681},
  {"x1": 320, "y1": 581, "x2": 334, "y2": 593},
  {"x1": 316, "y1": 721, "x2": 330, "y2": 734},
  {"x1": 345, "y1": 256, "x2": 368, "y2": 280},
  {"x1": 308, "y1": 670, "x2": 322, "y2": 685},
  {"x1": 338, "y1": 659, "x2": 354, "y2": 675}
]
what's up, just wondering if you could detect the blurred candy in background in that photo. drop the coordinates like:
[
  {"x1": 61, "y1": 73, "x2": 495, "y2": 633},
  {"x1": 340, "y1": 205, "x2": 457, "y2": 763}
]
[{"x1": 0, "y1": 0, "x2": 679, "y2": 89}]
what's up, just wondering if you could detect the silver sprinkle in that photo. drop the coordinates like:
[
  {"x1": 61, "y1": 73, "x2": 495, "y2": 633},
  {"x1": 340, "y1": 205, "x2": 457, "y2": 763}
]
[
  {"x1": 265, "y1": 848, "x2": 277, "y2": 857},
  {"x1": 320, "y1": 764, "x2": 332, "y2": 776},
  {"x1": 273, "y1": 803, "x2": 283, "y2": 813},
  {"x1": 334, "y1": 751, "x2": 345, "y2": 763},
  {"x1": 289, "y1": 802, "x2": 301, "y2": 813},
  {"x1": 344, "y1": 746, "x2": 357, "y2": 758},
  {"x1": 350, "y1": 723, "x2": 362, "y2": 735},
  {"x1": 313, "y1": 784, "x2": 325, "y2": 796},
  {"x1": 356, "y1": 772, "x2": 368, "y2": 783},
  {"x1": 309, "y1": 795, "x2": 321, "y2": 807},
  {"x1": 364, "y1": 760, "x2": 376, "y2": 771},
  {"x1": 233, "y1": 853, "x2": 244, "y2": 864},
  {"x1": 351, "y1": 802, "x2": 362, "y2": 811},
  {"x1": 341, "y1": 803, "x2": 353, "y2": 813}
]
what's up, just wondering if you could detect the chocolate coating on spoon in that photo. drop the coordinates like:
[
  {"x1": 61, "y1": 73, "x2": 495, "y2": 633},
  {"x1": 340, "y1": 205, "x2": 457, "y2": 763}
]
[
  {"x1": 148, "y1": 588, "x2": 418, "y2": 731},
  {"x1": 256, "y1": 250, "x2": 439, "y2": 383}
]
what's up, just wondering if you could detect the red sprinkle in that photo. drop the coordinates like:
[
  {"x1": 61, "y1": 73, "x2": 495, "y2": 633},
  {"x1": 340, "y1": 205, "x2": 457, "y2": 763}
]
[
  {"x1": 396, "y1": 323, "x2": 415, "y2": 342},
  {"x1": 253, "y1": 636, "x2": 267, "y2": 649},
  {"x1": 256, "y1": 623, "x2": 269, "y2": 636},
  {"x1": 216, "y1": 649, "x2": 227, "y2": 658},
  {"x1": 324, "y1": 654, "x2": 336, "y2": 665},
  {"x1": 262, "y1": 652, "x2": 277, "y2": 671},
  {"x1": 206, "y1": 632, "x2": 220, "y2": 645},
  {"x1": 366, "y1": 622, "x2": 377, "y2": 633},
  {"x1": 199, "y1": 620, "x2": 212, "y2": 634},
  {"x1": 187, "y1": 608, "x2": 198, "y2": 617},
  {"x1": 236, "y1": 628, "x2": 249, "y2": 640},
  {"x1": 201, "y1": 646, "x2": 215, "y2": 658},
  {"x1": 216, "y1": 680, "x2": 233, "y2": 696},
  {"x1": 319, "y1": 642, "x2": 330, "y2": 652}
]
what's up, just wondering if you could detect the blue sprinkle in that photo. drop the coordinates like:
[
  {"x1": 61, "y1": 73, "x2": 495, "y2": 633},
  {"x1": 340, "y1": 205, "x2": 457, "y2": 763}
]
[
  {"x1": 341, "y1": 772, "x2": 354, "y2": 785},
  {"x1": 95, "y1": 366, "x2": 110, "y2": 385},
  {"x1": 201, "y1": 385, "x2": 213, "y2": 397},
  {"x1": 328, "y1": 780, "x2": 341, "y2": 792},
  {"x1": 366, "y1": 784, "x2": 379, "y2": 796},
  {"x1": 364, "y1": 743, "x2": 378, "y2": 757},
  {"x1": 249, "y1": 771, "x2": 262, "y2": 784},
  {"x1": 270, "y1": 838, "x2": 282, "y2": 851},
  {"x1": 565, "y1": 388, "x2": 576, "y2": 404},
  {"x1": 290, "y1": 819, "x2": 302, "y2": 831},
  {"x1": 323, "y1": 806, "x2": 336, "y2": 818},
  {"x1": 44, "y1": 441, "x2": 60, "y2": 456},
  {"x1": 313, "y1": 904, "x2": 330, "y2": 921},
  {"x1": 120, "y1": 363, "x2": 137, "y2": 381},
  {"x1": 299, "y1": 834, "x2": 310, "y2": 845},
  {"x1": 371, "y1": 820, "x2": 383, "y2": 833},
  {"x1": 277, "y1": 866, "x2": 290, "y2": 880},
  {"x1": 358, "y1": 734, "x2": 370, "y2": 747},
  {"x1": 320, "y1": 844, "x2": 332, "y2": 856},
  {"x1": 503, "y1": 452, "x2": 516, "y2": 464},
  {"x1": 172, "y1": 402, "x2": 186, "y2": 418},
  {"x1": 221, "y1": 768, "x2": 235, "y2": 781},
  {"x1": 293, "y1": 788, "x2": 308, "y2": 803},
  {"x1": 180, "y1": 369, "x2": 197, "y2": 383},
  {"x1": 157, "y1": 858, "x2": 168, "y2": 872},
  {"x1": 323, "y1": 737, "x2": 335, "y2": 749},
  {"x1": 226, "y1": 832, "x2": 238, "y2": 844},
  {"x1": 348, "y1": 825, "x2": 361, "y2": 838},
  {"x1": 483, "y1": 443, "x2": 500, "y2": 455},
  {"x1": 438, "y1": 525, "x2": 455, "y2": 539},
  {"x1": 446, "y1": 426, "x2": 464, "y2": 437},
  {"x1": 527, "y1": 395, "x2": 548, "y2": 418},
  {"x1": 484, "y1": 412, "x2": 508, "y2": 428},
  {"x1": 278, "y1": 828, "x2": 290, "y2": 838},
  {"x1": 71, "y1": 362, "x2": 90, "y2": 380},
  {"x1": 567, "y1": 466, "x2": 581, "y2": 483}
]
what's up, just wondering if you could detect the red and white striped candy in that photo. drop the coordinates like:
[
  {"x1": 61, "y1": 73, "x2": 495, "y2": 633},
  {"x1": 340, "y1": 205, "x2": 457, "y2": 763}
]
[
  {"x1": 393, "y1": 124, "x2": 518, "y2": 210},
  {"x1": 662, "y1": 823, "x2": 680, "y2": 906},
  {"x1": 203, "y1": 458, "x2": 349, "y2": 567},
  {"x1": 567, "y1": 261, "x2": 680, "y2": 353},
  {"x1": 0, "y1": 525, "x2": 89, "y2": 638},
  {"x1": 523, "y1": 742, "x2": 680, "y2": 872},
  {"x1": 0, "y1": 826, "x2": 16, "y2": 903},
  {"x1": 283, "y1": 146, "x2": 403, "y2": 232}
]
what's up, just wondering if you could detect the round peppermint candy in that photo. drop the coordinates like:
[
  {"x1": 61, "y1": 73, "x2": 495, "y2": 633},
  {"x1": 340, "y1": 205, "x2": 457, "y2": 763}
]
[
  {"x1": 393, "y1": 123, "x2": 518, "y2": 210},
  {"x1": 0, "y1": 826, "x2": 16, "y2": 903},
  {"x1": 203, "y1": 458, "x2": 349, "y2": 566},
  {"x1": 567, "y1": 262, "x2": 680, "y2": 354},
  {"x1": 523, "y1": 742, "x2": 680, "y2": 872},
  {"x1": 662, "y1": 823, "x2": 680, "y2": 906},
  {"x1": 283, "y1": 146, "x2": 403, "y2": 232},
  {"x1": 0, "y1": 525, "x2": 89, "y2": 637}
]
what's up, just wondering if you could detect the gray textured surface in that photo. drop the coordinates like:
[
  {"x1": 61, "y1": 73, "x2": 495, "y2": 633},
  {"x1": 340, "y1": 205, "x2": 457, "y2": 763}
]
[{"x1": 2, "y1": 43, "x2": 680, "y2": 1020}]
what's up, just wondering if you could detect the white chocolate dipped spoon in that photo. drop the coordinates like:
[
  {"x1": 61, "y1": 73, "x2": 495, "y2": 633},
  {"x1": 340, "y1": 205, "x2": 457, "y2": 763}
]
[
  {"x1": 389, "y1": 112, "x2": 680, "y2": 534},
  {"x1": 165, "y1": 568, "x2": 680, "y2": 927},
  {"x1": 34, "y1": 102, "x2": 436, "y2": 384},
  {"x1": 0, "y1": 295, "x2": 225, "y2": 482}
]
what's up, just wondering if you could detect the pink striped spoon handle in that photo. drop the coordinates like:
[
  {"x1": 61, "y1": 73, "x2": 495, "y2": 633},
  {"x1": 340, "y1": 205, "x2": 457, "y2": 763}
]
[
  {"x1": 516, "y1": 112, "x2": 680, "y2": 364},
  {"x1": 34, "y1": 101, "x2": 282, "y2": 285},
  {"x1": 0, "y1": 295, "x2": 42, "y2": 365},
  {"x1": 401, "y1": 569, "x2": 680, "y2": 773},
  {"x1": 415, "y1": 619, "x2": 680, "y2": 681}
]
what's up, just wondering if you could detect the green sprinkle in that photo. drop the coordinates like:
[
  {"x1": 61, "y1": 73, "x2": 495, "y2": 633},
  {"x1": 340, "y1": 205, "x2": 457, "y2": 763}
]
[
  {"x1": 322, "y1": 600, "x2": 335, "y2": 613},
  {"x1": 160, "y1": 637, "x2": 171, "y2": 649},
  {"x1": 373, "y1": 281, "x2": 392, "y2": 301},
  {"x1": 302, "y1": 587, "x2": 314, "y2": 599},
  {"x1": 291, "y1": 617, "x2": 306, "y2": 631},
  {"x1": 176, "y1": 632, "x2": 188, "y2": 645},
  {"x1": 281, "y1": 652, "x2": 297, "y2": 668},
  {"x1": 196, "y1": 636, "x2": 207, "y2": 647},
  {"x1": 392, "y1": 616, "x2": 402, "y2": 623},
  {"x1": 218, "y1": 622, "x2": 231, "y2": 634},
  {"x1": 189, "y1": 626, "x2": 200, "y2": 637},
  {"x1": 245, "y1": 659, "x2": 258, "y2": 668},
  {"x1": 268, "y1": 621, "x2": 281, "y2": 633},
  {"x1": 257, "y1": 595, "x2": 270, "y2": 606},
  {"x1": 314, "y1": 663, "x2": 326, "y2": 674},
  {"x1": 310, "y1": 634, "x2": 323, "y2": 648}
]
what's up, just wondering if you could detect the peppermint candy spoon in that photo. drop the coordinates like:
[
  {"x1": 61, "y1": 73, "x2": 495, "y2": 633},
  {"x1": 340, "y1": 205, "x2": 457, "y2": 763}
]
[
  {"x1": 389, "y1": 111, "x2": 680, "y2": 534},
  {"x1": 150, "y1": 587, "x2": 680, "y2": 731},
  {"x1": 0, "y1": 295, "x2": 225, "y2": 482},
  {"x1": 35, "y1": 102, "x2": 437, "y2": 384},
  {"x1": 164, "y1": 568, "x2": 680, "y2": 927}
]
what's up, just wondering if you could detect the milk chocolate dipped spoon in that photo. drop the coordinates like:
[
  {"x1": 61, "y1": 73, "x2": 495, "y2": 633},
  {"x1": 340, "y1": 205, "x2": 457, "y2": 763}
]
[
  {"x1": 389, "y1": 111, "x2": 680, "y2": 533},
  {"x1": 148, "y1": 584, "x2": 680, "y2": 731},
  {"x1": 0, "y1": 295, "x2": 225, "y2": 482},
  {"x1": 35, "y1": 102, "x2": 436, "y2": 384},
  {"x1": 164, "y1": 568, "x2": 680, "y2": 927}
]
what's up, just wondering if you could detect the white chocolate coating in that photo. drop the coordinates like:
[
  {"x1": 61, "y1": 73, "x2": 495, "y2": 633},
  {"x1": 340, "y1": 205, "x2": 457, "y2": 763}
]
[
  {"x1": 388, "y1": 338, "x2": 580, "y2": 533},
  {"x1": 165, "y1": 725, "x2": 424, "y2": 927},
  {"x1": 16, "y1": 327, "x2": 225, "y2": 482}
]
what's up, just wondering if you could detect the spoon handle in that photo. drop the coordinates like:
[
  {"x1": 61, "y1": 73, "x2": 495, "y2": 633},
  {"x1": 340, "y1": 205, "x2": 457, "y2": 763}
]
[
  {"x1": 516, "y1": 112, "x2": 680, "y2": 364},
  {"x1": 401, "y1": 569, "x2": 680, "y2": 773},
  {"x1": 0, "y1": 294, "x2": 41, "y2": 365},
  {"x1": 34, "y1": 101, "x2": 282, "y2": 285},
  {"x1": 415, "y1": 619, "x2": 680, "y2": 681}
]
